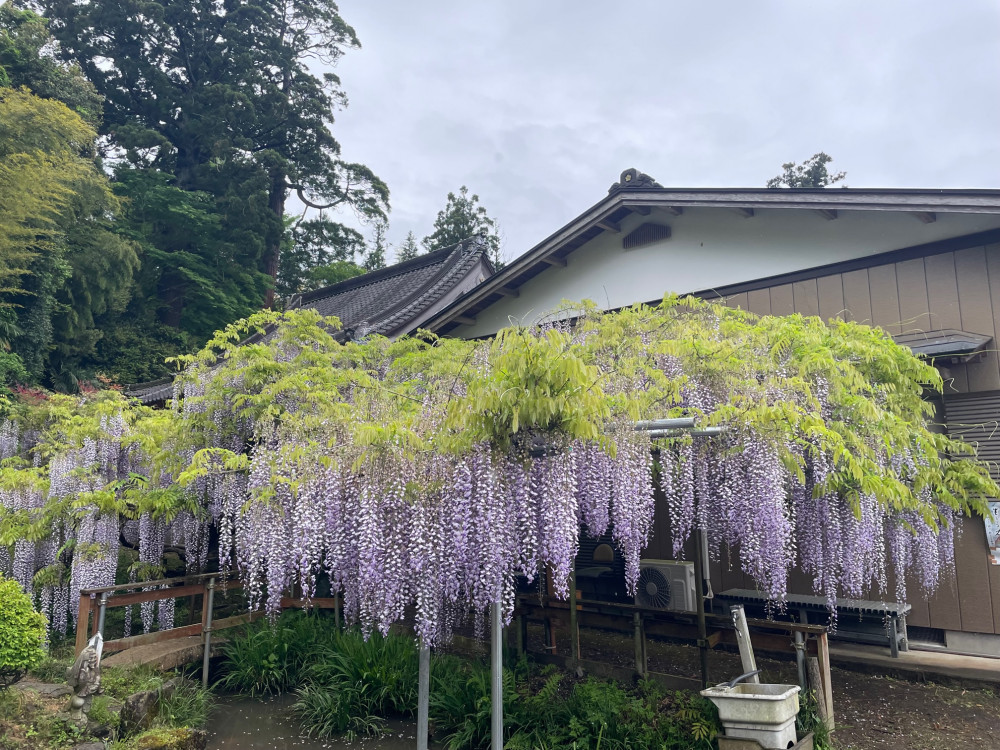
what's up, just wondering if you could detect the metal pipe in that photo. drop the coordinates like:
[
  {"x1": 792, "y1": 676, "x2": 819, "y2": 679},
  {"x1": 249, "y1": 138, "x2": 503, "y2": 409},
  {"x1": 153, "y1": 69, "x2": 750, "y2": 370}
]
[
  {"x1": 569, "y1": 568, "x2": 579, "y2": 665},
  {"x1": 201, "y1": 577, "x2": 216, "y2": 688},
  {"x1": 730, "y1": 605, "x2": 760, "y2": 684},
  {"x1": 647, "y1": 427, "x2": 727, "y2": 438},
  {"x1": 633, "y1": 417, "x2": 696, "y2": 431},
  {"x1": 491, "y1": 601, "x2": 503, "y2": 750},
  {"x1": 794, "y1": 631, "x2": 807, "y2": 691},
  {"x1": 96, "y1": 593, "x2": 108, "y2": 637},
  {"x1": 417, "y1": 641, "x2": 430, "y2": 750}
]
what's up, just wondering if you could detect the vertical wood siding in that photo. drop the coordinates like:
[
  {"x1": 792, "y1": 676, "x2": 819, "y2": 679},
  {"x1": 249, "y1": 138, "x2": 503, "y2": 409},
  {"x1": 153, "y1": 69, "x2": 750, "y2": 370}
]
[{"x1": 701, "y1": 243, "x2": 1000, "y2": 634}]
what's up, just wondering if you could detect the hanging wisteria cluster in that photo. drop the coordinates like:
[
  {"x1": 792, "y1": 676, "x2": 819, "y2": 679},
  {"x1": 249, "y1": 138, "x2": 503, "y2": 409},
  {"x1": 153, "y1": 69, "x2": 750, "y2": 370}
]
[{"x1": 0, "y1": 299, "x2": 997, "y2": 644}]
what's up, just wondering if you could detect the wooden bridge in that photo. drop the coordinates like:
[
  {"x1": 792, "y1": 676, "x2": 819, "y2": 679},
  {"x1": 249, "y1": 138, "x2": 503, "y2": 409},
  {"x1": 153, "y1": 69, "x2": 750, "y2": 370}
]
[{"x1": 75, "y1": 573, "x2": 339, "y2": 683}]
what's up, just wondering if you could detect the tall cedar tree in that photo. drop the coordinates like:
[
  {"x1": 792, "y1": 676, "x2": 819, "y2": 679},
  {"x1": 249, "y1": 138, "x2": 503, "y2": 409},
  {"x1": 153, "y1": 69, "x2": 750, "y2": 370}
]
[
  {"x1": 41, "y1": 0, "x2": 389, "y2": 311},
  {"x1": 422, "y1": 186, "x2": 503, "y2": 268}
]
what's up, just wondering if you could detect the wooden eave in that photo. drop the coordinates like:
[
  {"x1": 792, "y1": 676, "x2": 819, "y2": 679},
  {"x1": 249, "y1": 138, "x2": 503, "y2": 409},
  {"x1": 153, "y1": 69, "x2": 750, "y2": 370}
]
[{"x1": 425, "y1": 186, "x2": 1000, "y2": 336}]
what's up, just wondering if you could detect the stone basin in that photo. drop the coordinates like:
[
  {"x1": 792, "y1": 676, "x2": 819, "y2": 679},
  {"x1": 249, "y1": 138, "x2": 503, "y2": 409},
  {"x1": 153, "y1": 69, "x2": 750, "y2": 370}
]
[{"x1": 701, "y1": 682, "x2": 801, "y2": 750}]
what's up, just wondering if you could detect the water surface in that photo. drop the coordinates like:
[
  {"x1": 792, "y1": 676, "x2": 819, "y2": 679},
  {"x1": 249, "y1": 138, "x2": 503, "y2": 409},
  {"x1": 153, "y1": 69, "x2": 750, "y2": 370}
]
[{"x1": 207, "y1": 694, "x2": 421, "y2": 749}]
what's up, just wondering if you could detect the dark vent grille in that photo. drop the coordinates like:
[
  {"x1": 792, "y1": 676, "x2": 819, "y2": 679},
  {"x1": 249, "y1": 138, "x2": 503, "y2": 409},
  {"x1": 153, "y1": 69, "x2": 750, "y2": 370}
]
[
  {"x1": 944, "y1": 394, "x2": 1000, "y2": 481},
  {"x1": 906, "y1": 626, "x2": 946, "y2": 646},
  {"x1": 622, "y1": 222, "x2": 672, "y2": 250}
]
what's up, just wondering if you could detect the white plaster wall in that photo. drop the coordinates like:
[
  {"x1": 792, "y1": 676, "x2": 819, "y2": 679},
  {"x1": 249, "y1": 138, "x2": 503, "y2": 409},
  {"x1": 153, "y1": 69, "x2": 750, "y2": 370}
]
[{"x1": 460, "y1": 209, "x2": 1000, "y2": 338}]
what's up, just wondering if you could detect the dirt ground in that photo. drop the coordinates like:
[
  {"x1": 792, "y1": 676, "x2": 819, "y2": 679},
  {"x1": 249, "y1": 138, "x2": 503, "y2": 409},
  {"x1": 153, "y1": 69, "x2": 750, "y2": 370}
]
[{"x1": 519, "y1": 624, "x2": 1000, "y2": 750}]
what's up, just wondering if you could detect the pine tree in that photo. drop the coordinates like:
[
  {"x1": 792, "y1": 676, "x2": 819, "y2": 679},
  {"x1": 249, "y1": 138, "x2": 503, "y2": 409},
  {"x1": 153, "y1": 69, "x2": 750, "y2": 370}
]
[
  {"x1": 396, "y1": 231, "x2": 420, "y2": 263},
  {"x1": 422, "y1": 186, "x2": 503, "y2": 268},
  {"x1": 365, "y1": 221, "x2": 388, "y2": 271}
]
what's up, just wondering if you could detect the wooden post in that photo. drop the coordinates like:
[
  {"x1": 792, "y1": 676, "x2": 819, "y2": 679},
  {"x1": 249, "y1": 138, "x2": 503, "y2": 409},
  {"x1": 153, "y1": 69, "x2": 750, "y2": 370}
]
[
  {"x1": 75, "y1": 593, "x2": 94, "y2": 656},
  {"x1": 633, "y1": 612, "x2": 646, "y2": 676},
  {"x1": 515, "y1": 614, "x2": 527, "y2": 656},
  {"x1": 693, "y1": 530, "x2": 710, "y2": 688},
  {"x1": 417, "y1": 641, "x2": 430, "y2": 750},
  {"x1": 543, "y1": 616, "x2": 556, "y2": 653},
  {"x1": 817, "y1": 631, "x2": 835, "y2": 729},
  {"x1": 806, "y1": 657, "x2": 830, "y2": 729}
]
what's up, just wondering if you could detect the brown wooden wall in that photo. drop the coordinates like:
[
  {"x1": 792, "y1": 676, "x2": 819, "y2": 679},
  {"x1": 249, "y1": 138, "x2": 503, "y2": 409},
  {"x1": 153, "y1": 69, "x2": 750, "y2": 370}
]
[{"x1": 650, "y1": 241, "x2": 1000, "y2": 634}]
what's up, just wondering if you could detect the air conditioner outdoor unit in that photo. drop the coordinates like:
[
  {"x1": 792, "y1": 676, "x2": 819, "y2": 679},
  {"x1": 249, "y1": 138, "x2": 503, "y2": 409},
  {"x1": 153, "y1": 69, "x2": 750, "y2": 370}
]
[{"x1": 635, "y1": 559, "x2": 697, "y2": 613}]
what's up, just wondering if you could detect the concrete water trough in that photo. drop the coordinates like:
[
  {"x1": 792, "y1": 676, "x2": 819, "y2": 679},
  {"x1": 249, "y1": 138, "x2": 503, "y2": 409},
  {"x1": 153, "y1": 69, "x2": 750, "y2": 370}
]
[{"x1": 701, "y1": 682, "x2": 801, "y2": 750}]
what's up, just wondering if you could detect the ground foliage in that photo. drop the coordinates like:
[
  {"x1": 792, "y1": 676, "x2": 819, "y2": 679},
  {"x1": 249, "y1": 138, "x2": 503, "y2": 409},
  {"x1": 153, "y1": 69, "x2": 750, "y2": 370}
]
[
  {"x1": 220, "y1": 611, "x2": 721, "y2": 749},
  {"x1": 0, "y1": 297, "x2": 996, "y2": 642}
]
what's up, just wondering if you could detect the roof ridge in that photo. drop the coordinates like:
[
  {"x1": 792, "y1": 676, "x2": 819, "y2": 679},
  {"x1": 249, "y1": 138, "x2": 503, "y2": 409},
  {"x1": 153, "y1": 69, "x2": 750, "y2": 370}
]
[{"x1": 371, "y1": 237, "x2": 486, "y2": 335}]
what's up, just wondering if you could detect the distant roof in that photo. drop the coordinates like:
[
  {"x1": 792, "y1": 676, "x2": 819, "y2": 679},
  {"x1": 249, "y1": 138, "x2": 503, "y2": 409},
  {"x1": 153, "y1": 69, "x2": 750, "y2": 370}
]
[
  {"x1": 288, "y1": 235, "x2": 493, "y2": 338},
  {"x1": 125, "y1": 236, "x2": 494, "y2": 404}
]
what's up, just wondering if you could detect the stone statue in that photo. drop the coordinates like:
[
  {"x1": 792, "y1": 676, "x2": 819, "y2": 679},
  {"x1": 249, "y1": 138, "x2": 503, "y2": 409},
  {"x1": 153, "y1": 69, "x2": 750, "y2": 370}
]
[{"x1": 66, "y1": 633, "x2": 103, "y2": 722}]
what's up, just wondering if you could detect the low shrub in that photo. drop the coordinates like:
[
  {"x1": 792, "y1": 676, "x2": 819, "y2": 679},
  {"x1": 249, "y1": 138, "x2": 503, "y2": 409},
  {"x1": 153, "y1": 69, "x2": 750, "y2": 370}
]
[
  {"x1": 0, "y1": 575, "x2": 47, "y2": 688},
  {"x1": 294, "y1": 628, "x2": 419, "y2": 739},
  {"x1": 218, "y1": 610, "x2": 335, "y2": 696}
]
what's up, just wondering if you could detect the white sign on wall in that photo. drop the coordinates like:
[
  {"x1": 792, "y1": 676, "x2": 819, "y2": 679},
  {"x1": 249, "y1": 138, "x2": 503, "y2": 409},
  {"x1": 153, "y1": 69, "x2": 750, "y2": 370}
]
[{"x1": 987, "y1": 501, "x2": 1000, "y2": 565}]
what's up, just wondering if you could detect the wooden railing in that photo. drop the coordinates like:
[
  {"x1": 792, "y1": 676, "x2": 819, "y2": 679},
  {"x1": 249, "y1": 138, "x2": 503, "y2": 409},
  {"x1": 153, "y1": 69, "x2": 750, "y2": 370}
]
[
  {"x1": 514, "y1": 593, "x2": 835, "y2": 727},
  {"x1": 75, "y1": 573, "x2": 341, "y2": 685}
]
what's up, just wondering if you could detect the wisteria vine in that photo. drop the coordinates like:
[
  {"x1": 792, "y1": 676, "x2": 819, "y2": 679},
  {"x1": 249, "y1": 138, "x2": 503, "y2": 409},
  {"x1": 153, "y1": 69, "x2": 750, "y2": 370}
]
[{"x1": 0, "y1": 299, "x2": 996, "y2": 646}]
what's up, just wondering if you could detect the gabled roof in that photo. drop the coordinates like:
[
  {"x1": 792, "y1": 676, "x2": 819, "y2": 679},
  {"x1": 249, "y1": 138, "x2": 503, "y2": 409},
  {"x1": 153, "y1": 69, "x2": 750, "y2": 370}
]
[
  {"x1": 125, "y1": 236, "x2": 494, "y2": 404},
  {"x1": 424, "y1": 168, "x2": 1000, "y2": 337}
]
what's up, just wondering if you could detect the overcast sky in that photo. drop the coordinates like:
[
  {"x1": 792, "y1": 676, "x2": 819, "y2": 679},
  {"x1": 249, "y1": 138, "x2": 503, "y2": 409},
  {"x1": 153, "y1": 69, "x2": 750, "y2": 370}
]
[{"x1": 318, "y1": 0, "x2": 1000, "y2": 264}]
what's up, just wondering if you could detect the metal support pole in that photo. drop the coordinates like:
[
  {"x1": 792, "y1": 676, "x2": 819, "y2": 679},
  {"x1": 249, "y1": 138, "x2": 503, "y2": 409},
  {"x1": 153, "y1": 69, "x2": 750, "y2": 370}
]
[
  {"x1": 569, "y1": 568, "x2": 579, "y2": 666},
  {"x1": 417, "y1": 641, "x2": 430, "y2": 750},
  {"x1": 96, "y1": 593, "x2": 109, "y2": 638},
  {"x1": 201, "y1": 577, "x2": 216, "y2": 688},
  {"x1": 795, "y1": 610, "x2": 808, "y2": 691},
  {"x1": 491, "y1": 601, "x2": 503, "y2": 750},
  {"x1": 693, "y1": 530, "x2": 710, "y2": 688}
]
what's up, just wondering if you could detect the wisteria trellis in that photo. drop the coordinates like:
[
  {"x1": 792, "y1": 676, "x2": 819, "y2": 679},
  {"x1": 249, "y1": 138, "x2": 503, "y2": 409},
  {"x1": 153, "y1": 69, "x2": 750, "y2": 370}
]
[{"x1": 0, "y1": 298, "x2": 996, "y2": 644}]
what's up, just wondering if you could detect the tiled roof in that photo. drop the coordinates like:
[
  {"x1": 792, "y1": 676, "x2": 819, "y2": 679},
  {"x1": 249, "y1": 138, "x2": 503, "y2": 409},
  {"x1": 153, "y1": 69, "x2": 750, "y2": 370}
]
[
  {"x1": 289, "y1": 236, "x2": 489, "y2": 337},
  {"x1": 125, "y1": 236, "x2": 492, "y2": 404},
  {"x1": 124, "y1": 378, "x2": 175, "y2": 405}
]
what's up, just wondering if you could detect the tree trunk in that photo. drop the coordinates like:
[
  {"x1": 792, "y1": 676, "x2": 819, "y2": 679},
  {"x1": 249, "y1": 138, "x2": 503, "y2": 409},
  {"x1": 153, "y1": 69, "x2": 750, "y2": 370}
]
[{"x1": 263, "y1": 171, "x2": 286, "y2": 309}]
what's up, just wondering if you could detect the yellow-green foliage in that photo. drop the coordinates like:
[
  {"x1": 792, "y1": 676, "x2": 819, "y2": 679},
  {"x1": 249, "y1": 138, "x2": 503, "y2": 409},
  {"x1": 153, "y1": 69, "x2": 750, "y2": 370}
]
[
  {"x1": 0, "y1": 87, "x2": 103, "y2": 298},
  {"x1": 0, "y1": 296, "x2": 996, "y2": 557},
  {"x1": 0, "y1": 573, "x2": 46, "y2": 685}
]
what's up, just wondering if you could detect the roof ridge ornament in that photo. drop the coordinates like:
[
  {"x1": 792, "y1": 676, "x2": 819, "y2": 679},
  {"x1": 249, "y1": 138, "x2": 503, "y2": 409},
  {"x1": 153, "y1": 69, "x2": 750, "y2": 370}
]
[{"x1": 609, "y1": 167, "x2": 663, "y2": 194}]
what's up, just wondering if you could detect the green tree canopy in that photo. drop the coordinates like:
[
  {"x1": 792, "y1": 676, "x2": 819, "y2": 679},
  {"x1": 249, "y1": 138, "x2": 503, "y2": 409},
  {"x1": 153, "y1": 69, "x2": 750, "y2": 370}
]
[
  {"x1": 277, "y1": 218, "x2": 366, "y2": 299},
  {"x1": 41, "y1": 0, "x2": 389, "y2": 309},
  {"x1": 766, "y1": 152, "x2": 846, "y2": 188}
]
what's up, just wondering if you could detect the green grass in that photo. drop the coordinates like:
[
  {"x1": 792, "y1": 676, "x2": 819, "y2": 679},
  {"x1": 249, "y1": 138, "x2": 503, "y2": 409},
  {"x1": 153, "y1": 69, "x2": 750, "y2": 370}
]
[{"x1": 154, "y1": 679, "x2": 213, "y2": 729}]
